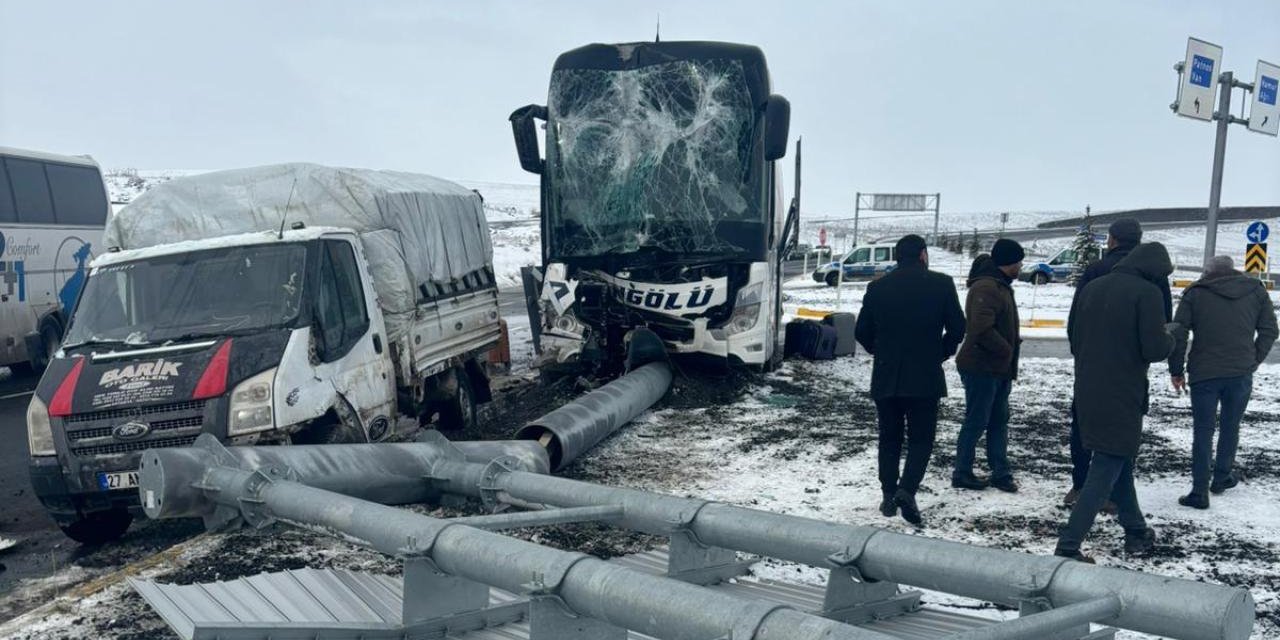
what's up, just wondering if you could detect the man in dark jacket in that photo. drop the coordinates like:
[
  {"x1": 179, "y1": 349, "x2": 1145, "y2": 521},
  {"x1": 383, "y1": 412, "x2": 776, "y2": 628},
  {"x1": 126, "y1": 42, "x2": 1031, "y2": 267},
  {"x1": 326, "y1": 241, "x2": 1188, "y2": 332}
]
[
  {"x1": 1065, "y1": 218, "x2": 1173, "y2": 507},
  {"x1": 1169, "y1": 256, "x2": 1279, "y2": 509},
  {"x1": 855, "y1": 234, "x2": 965, "y2": 526},
  {"x1": 1056, "y1": 243, "x2": 1175, "y2": 561},
  {"x1": 953, "y1": 240, "x2": 1023, "y2": 492}
]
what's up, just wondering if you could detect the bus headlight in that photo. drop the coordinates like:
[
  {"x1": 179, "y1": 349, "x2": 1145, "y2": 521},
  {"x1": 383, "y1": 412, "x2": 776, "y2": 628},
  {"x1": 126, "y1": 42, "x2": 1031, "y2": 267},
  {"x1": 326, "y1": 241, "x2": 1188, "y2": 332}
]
[
  {"x1": 725, "y1": 283, "x2": 764, "y2": 335},
  {"x1": 27, "y1": 396, "x2": 55, "y2": 456},
  {"x1": 229, "y1": 368, "x2": 276, "y2": 435}
]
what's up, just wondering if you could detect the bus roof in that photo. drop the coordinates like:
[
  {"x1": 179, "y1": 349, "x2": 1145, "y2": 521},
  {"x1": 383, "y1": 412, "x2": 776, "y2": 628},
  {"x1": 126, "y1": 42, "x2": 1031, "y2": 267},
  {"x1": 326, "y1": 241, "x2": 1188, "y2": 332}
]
[{"x1": 0, "y1": 146, "x2": 100, "y2": 168}]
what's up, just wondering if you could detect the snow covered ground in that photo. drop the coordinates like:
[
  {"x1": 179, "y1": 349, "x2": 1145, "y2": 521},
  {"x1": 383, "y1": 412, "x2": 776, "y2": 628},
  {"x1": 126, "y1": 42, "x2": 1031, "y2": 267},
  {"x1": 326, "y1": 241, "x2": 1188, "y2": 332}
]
[
  {"x1": 5, "y1": 281, "x2": 1280, "y2": 638},
  {"x1": 24, "y1": 174, "x2": 1265, "y2": 638},
  {"x1": 785, "y1": 246, "x2": 1280, "y2": 341},
  {"x1": 799, "y1": 210, "x2": 1076, "y2": 249}
]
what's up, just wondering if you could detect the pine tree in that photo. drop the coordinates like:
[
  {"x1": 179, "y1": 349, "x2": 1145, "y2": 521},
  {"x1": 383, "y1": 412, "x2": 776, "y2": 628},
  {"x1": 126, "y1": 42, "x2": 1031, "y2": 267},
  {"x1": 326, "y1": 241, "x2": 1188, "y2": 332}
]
[
  {"x1": 968, "y1": 231, "x2": 981, "y2": 258},
  {"x1": 1068, "y1": 215, "x2": 1101, "y2": 287}
]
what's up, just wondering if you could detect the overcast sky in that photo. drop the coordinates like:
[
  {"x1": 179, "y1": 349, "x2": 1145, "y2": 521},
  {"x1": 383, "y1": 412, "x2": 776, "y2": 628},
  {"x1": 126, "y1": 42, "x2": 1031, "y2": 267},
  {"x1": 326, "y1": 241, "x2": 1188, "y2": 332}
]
[{"x1": 2, "y1": 1, "x2": 1277, "y2": 216}]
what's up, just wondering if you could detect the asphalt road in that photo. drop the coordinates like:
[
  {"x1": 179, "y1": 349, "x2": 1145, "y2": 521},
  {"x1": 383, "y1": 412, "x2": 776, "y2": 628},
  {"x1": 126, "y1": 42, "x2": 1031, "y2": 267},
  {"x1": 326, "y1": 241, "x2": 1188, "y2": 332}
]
[{"x1": 0, "y1": 369, "x2": 62, "y2": 596}]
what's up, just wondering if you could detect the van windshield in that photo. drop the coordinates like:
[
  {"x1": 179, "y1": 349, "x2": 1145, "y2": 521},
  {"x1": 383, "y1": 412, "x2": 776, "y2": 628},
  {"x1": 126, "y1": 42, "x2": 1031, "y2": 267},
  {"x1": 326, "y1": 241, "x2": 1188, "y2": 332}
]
[{"x1": 64, "y1": 244, "x2": 306, "y2": 348}]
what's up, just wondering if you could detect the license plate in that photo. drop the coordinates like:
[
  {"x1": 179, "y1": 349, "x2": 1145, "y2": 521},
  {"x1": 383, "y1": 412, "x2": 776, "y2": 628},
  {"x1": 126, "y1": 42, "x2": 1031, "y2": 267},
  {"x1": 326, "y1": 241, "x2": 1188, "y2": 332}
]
[{"x1": 98, "y1": 470, "x2": 140, "y2": 491}]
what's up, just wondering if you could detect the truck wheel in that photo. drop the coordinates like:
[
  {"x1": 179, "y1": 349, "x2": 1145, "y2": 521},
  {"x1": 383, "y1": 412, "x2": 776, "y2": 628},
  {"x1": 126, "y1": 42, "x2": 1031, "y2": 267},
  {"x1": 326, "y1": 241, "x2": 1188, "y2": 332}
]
[
  {"x1": 1032, "y1": 272, "x2": 1049, "y2": 285},
  {"x1": 35, "y1": 324, "x2": 62, "y2": 371},
  {"x1": 438, "y1": 368, "x2": 477, "y2": 431},
  {"x1": 60, "y1": 508, "x2": 132, "y2": 545},
  {"x1": 825, "y1": 272, "x2": 840, "y2": 287}
]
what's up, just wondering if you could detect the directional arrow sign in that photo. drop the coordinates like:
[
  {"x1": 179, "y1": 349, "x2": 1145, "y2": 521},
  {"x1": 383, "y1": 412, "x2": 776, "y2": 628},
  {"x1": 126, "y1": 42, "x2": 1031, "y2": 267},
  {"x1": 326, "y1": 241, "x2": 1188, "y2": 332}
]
[
  {"x1": 1247, "y1": 221, "x2": 1270, "y2": 244},
  {"x1": 1177, "y1": 37, "x2": 1222, "y2": 122},
  {"x1": 1248, "y1": 59, "x2": 1280, "y2": 136}
]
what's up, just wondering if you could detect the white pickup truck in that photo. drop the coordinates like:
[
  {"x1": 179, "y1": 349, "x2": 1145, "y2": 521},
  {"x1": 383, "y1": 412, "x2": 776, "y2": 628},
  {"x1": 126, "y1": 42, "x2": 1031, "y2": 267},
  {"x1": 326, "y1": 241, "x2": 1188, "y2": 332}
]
[{"x1": 27, "y1": 164, "x2": 503, "y2": 543}]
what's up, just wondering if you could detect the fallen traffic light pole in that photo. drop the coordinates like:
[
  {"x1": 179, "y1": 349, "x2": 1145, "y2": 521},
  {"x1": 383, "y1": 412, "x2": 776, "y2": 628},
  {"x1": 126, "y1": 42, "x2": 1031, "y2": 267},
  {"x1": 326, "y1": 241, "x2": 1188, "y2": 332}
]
[{"x1": 130, "y1": 362, "x2": 1253, "y2": 640}]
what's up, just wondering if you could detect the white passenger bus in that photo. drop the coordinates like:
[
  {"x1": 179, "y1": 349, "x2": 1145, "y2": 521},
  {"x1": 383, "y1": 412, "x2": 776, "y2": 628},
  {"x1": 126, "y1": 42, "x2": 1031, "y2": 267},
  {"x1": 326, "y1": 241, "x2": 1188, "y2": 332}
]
[{"x1": 0, "y1": 147, "x2": 109, "y2": 373}]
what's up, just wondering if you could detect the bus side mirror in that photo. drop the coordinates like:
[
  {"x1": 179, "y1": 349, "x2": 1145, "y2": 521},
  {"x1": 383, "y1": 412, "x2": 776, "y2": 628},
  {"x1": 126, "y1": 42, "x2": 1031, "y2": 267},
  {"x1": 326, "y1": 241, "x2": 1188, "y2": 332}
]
[
  {"x1": 509, "y1": 104, "x2": 548, "y2": 175},
  {"x1": 764, "y1": 95, "x2": 791, "y2": 162}
]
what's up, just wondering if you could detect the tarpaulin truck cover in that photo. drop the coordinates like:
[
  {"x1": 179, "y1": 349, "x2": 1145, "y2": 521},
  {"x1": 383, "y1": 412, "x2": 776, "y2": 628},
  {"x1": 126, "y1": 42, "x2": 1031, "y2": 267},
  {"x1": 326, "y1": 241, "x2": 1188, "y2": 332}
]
[{"x1": 103, "y1": 163, "x2": 494, "y2": 342}]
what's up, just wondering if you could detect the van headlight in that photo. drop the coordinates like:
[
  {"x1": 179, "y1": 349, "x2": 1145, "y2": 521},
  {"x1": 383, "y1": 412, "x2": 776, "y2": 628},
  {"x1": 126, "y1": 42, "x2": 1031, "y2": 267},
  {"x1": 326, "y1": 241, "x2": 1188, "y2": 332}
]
[
  {"x1": 725, "y1": 283, "x2": 764, "y2": 335},
  {"x1": 27, "y1": 396, "x2": 55, "y2": 456},
  {"x1": 229, "y1": 368, "x2": 276, "y2": 435}
]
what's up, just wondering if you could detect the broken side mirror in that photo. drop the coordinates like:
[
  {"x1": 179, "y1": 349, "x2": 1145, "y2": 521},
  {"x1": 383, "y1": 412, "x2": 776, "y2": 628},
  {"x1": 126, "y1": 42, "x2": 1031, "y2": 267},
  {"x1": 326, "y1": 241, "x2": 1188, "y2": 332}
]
[
  {"x1": 764, "y1": 95, "x2": 790, "y2": 162},
  {"x1": 510, "y1": 104, "x2": 548, "y2": 174}
]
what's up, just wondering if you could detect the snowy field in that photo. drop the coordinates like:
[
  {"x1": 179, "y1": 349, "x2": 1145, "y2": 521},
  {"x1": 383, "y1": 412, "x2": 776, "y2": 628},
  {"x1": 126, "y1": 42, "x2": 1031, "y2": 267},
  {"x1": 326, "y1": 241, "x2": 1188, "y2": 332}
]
[
  {"x1": 4, "y1": 277, "x2": 1280, "y2": 638},
  {"x1": 21, "y1": 173, "x2": 1267, "y2": 638},
  {"x1": 786, "y1": 246, "x2": 1280, "y2": 340}
]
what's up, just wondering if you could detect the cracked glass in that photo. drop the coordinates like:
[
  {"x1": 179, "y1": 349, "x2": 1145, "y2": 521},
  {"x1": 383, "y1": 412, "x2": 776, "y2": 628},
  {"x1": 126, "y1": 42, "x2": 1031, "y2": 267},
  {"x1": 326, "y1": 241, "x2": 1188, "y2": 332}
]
[{"x1": 545, "y1": 58, "x2": 762, "y2": 258}]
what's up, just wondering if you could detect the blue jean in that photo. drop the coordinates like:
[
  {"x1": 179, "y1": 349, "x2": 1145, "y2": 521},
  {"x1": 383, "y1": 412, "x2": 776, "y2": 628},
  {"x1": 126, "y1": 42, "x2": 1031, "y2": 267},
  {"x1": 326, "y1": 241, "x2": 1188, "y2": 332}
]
[
  {"x1": 1057, "y1": 451, "x2": 1147, "y2": 553},
  {"x1": 1069, "y1": 403, "x2": 1091, "y2": 491},
  {"x1": 1189, "y1": 375, "x2": 1252, "y2": 495},
  {"x1": 953, "y1": 372, "x2": 1012, "y2": 481}
]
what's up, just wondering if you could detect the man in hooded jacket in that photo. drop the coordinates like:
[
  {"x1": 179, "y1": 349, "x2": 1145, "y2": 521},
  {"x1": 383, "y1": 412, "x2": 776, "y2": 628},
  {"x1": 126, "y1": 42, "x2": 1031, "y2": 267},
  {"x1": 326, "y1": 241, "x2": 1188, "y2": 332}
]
[
  {"x1": 953, "y1": 240, "x2": 1024, "y2": 492},
  {"x1": 1056, "y1": 242, "x2": 1175, "y2": 561},
  {"x1": 1065, "y1": 219, "x2": 1173, "y2": 507},
  {"x1": 1169, "y1": 256, "x2": 1279, "y2": 509}
]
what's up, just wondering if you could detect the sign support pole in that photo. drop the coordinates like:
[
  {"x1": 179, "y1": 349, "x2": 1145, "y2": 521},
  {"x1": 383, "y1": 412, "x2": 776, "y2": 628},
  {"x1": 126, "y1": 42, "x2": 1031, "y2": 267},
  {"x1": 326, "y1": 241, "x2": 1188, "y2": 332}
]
[
  {"x1": 933, "y1": 193, "x2": 941, "y2": 244},
  {"x1": 852, "y1": 193, "x2": 861, "y2": 247},
  {"x1": 1204, "y1": 71, "x2": 1234, "y2": 268}
]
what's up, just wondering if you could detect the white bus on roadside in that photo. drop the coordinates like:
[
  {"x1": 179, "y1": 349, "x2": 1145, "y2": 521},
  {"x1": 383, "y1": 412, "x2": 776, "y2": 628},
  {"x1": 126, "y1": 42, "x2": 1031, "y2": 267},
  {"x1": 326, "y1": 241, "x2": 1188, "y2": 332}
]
[{"x1": 0, "y1": 147, "x2": 109, "y2": 374}]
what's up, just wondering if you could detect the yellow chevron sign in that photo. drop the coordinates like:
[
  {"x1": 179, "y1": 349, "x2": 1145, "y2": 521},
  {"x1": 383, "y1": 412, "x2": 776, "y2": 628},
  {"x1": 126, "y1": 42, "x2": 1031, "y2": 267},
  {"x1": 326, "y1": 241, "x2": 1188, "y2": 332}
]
[{"x1": 1246, "y1": 243, "x2": 1267, "y2": 274}]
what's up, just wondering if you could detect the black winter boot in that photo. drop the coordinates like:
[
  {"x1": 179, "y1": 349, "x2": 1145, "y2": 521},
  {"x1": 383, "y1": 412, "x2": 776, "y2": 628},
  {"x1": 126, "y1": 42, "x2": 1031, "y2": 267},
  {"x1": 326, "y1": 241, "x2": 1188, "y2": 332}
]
[
  {"x1": 894, "y1": 489, "x2": 923, "y2": 527},
  {"x1": 951, "y1": 473, "x2": 989, "y2": 491},
  {"x1": 1178, "y1": 493, "x2": 1210, "y2": 509},
  {"x1": 1123, "y1": 527, "x2": 1157, "y2": 556},
  {"x1": 879, "y1": 493, "x2": 898, "y2": 517},
  {"x1": 1053, "y1": 547, "x2": 1095, "y2": 564},
  {"x1": 1210, "y1": 471, "x2": 1242, "y2": 495}
]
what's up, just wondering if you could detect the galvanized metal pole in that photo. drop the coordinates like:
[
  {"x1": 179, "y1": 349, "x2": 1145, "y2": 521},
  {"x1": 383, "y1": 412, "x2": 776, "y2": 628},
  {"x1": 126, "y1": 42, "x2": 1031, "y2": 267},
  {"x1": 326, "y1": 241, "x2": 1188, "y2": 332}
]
[
  {"x1": 933, "y1": 193, "x2": 941, "y2": 244},
  {"x1": 853, "y1": 192, "x2": 861, "y2": 247},
  {"x1": 946, "y1": 596, "x2": 1122, "y2": 640},
  {"x1": 465, "y1": 468, "x2": 1254, "y2": 640},
  {"x1": 515, "y1": 362, "x2": 672, "y2": 471},
  {"x1": 144, "y1": 457, "x2": 897, "y2": 640},
  {"x1": 1203, "y1": 71, "x2": 1233, "y2": 267},
  {"x1": 141, "y1": 439, "x2": 1256, "y2": 640}
]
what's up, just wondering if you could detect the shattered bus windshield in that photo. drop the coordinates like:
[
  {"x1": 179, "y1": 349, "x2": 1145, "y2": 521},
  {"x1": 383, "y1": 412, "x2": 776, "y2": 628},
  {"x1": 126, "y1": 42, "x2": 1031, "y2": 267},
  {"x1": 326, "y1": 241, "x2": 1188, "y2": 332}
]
[
  {"x1": 64, "y1": 244, "x2": 306, "y2": 347},
  {"x1": 546, "y1": 58, "x2": 763, "y2": 258}
]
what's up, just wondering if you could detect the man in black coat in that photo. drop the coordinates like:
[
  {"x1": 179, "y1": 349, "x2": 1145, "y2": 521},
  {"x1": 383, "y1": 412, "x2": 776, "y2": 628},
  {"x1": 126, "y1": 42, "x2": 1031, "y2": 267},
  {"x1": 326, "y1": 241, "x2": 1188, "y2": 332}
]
[
  {"x1": 1065, "y1": 219, "x2": 1173, "y2": 507},
  {"x1": 855, "y1": 234, "x2": 965, "y2": 526},
  {"x1": 1056, "y1": 242, "x2": 1175, "y2": 561}
]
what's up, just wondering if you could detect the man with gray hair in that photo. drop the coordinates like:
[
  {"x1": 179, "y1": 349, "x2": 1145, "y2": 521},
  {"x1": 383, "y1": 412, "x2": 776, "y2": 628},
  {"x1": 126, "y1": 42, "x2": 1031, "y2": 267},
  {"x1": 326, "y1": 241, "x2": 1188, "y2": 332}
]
[{"x1": 1169, "y1": 255, "x2": 1279, "y2": 509}]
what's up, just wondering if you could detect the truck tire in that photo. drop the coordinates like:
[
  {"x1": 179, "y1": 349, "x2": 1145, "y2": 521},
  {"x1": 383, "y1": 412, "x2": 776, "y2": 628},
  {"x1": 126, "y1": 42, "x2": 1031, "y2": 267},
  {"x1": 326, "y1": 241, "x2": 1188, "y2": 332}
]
[
  {"x1": 1032, "y1": 272, "x2": 1049, "y2": 285},
  {"x1": 34, "y1": 323, "x2": 62, "y2": 371},
  {"x1": 437, "y1": 368, "x2": 477, "y2": 431},
  {"x1": 825, "y1": 271, "x2": 839, "y2": 287},
  {"x1": 60, "y1": 508, "x2": 132, "y2": 545}
]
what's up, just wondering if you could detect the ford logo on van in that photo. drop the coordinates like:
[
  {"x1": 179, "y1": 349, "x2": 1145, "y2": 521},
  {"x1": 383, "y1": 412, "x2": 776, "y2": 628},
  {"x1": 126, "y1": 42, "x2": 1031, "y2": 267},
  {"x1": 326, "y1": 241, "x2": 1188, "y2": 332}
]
[{"x1": 113, "y1": 421, "x2": 151, "y2": 440}]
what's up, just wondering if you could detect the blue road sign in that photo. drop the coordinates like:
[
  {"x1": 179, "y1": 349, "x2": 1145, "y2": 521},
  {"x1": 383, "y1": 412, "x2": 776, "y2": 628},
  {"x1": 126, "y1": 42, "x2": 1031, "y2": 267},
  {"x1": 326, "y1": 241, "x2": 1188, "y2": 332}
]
[
  {"x1": 1261, "y1": 75, "x2": 1278, "y2": 106},
  {"x1": 1190, "y1": 54, "x2": 1216, "y2": 88},
  {"x1": 1247, "y1": 221, "x2": 1270, "y2": 244}
]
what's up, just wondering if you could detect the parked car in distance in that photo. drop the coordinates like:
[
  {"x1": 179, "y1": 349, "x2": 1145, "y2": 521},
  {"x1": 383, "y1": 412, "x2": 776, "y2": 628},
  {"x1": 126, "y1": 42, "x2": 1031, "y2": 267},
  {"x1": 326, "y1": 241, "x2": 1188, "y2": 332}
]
[
  {"x1": 786, "y1": 243, "x2": 812, "y2": 260},
  {"x1": 812, "y1": 244, "x2": 896, "y2": 286},
  {"x1": 1019, "y1": 242, "x2": 1099, "y2": 285}
]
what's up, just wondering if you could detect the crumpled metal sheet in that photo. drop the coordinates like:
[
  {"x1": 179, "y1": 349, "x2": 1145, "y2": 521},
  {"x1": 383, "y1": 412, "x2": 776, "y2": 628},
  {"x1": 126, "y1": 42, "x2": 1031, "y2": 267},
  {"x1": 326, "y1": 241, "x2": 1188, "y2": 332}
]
[{"x1": 131, "y1": 550, "x2": 996, "y2": 640}]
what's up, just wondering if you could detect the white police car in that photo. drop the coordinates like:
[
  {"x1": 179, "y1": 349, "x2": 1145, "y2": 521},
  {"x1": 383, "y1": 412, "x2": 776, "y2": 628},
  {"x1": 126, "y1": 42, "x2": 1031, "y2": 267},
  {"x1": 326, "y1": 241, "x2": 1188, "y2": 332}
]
[
  {"x1": 812, "y1": 244, "x2": 897, "y2": 286},
  {"x1": 1019, "y1": 246, "x2": 1086, "y2": 284}
]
